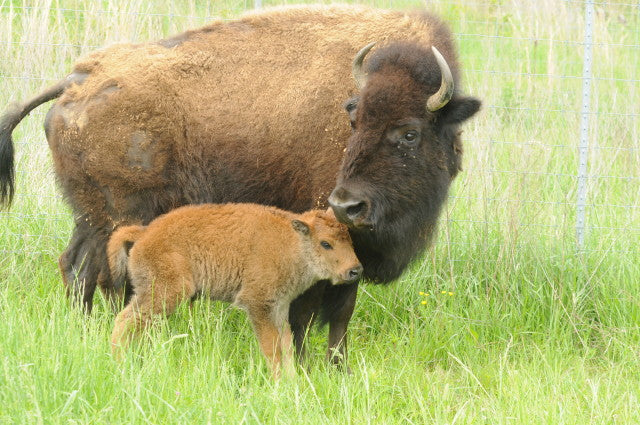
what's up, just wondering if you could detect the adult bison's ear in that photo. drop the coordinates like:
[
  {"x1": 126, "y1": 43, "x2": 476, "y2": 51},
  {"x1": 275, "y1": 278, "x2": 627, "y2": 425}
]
[
  {"x1": 438, "y1": 96, "x2": 481, "y2": 126},
  {"x1": 292, "y1": 219, "x2": 310, "y2": 236}
]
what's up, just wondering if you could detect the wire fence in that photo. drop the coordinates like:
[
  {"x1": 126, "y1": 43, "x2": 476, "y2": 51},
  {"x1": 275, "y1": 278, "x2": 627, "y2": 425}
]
[{"x1": 0, "y1": 0, "x2": 638, "y2": 259}]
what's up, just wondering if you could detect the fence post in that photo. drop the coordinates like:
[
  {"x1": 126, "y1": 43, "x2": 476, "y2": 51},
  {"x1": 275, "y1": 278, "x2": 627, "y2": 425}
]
[{"x1": 576, "y1": 0, "x2": 595, "y2": 250}]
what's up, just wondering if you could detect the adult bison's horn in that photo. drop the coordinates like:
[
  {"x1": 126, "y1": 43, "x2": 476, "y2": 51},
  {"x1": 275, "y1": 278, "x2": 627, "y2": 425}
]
[
  {"x1": 352, "y1": 42, "x2": 376, "y2": 90},
  {"x1": 426, "y1": 46, "x2": 454, "y2": 112}
]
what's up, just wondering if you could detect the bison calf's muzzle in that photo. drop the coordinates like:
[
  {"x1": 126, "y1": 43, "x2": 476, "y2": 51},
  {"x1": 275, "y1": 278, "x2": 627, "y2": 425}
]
[{"x1": 343, "y1": 264, "x2": 364, "y2": 283}]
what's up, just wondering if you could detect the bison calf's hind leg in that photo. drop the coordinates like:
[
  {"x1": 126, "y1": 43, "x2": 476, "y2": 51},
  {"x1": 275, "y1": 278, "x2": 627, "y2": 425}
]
[
  {"x1": 111, "y1": 275, "x2": 196, "y2": 360},
  {"x1": 111, "y1": 297, "x2": 150, "y2": 360}
]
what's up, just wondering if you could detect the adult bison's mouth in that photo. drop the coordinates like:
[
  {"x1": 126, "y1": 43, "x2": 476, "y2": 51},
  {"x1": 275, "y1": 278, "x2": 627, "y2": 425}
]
[
  {"x1": 327, "y1": 186, "x2": 374, "y2": 230},
  {"x1": 329, "y1": 181, "x2": 440, "y2": 284}
]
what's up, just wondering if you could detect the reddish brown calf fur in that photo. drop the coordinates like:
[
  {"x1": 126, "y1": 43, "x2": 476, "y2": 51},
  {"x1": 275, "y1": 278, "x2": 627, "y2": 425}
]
[{"x1": 108, "y1": 203, "x2": 361, "y2": 378}]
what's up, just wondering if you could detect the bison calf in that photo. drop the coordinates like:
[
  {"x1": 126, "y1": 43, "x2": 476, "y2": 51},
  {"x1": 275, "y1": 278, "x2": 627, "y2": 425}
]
[{"x1": 108, "y1": 203, "x2": 361, "y2": 377}]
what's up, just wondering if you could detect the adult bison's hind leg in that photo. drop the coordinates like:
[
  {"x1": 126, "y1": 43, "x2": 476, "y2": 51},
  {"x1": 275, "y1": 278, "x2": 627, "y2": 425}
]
[{"x1": 59, "y1": 219, "x2": 115, "y2": 313}]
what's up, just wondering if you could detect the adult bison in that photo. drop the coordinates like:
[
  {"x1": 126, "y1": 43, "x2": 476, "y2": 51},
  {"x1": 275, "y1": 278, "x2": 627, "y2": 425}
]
[{"x1": 0, "y1": 4, "x2": 480, "y2": 366}]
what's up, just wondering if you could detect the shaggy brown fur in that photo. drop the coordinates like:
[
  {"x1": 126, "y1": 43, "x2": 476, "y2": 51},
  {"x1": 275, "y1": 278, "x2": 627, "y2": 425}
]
[
  {"x1": 0, "y1": 4, "x2": 481, "y2": 368},
  {"x1": 108, "y1": 203, "x2": 361, "y2": 378},
  {"x1": 329, "y1": 41, "x2": 481, "y2": 283}
]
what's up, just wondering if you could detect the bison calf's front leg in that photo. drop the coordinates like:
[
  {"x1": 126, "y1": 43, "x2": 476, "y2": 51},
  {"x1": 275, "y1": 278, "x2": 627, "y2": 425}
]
[{"x1": 247, "y1": 309, "x2": 295, "y2": 379}]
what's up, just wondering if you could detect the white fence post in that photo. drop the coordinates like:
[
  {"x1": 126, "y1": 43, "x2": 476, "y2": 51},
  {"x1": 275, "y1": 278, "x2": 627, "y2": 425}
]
[{"x1": 576, "y1": 0, "x2": 595, "y2": 250}]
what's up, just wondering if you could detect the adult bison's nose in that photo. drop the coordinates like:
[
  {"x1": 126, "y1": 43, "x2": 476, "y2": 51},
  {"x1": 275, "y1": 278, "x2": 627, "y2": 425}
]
[{"x1": 328, "y1": 187, "x2": 369, "y2": 227}]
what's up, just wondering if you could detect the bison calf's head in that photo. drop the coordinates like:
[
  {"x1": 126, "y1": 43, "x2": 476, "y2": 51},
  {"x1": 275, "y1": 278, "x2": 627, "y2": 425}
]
[
  {"x1": 292, "y1": 209, "x2": 362, "y2": 285},
  {"x1": 329, "y1": 42, "x2": 481, "y2": 283}
]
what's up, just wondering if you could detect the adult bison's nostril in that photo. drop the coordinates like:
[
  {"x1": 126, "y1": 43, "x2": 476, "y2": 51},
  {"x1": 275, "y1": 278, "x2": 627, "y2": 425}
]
[
  {"x1": 328, "y1": 189, "x2": 369, "y2": 227},
  {"x1": 346, "y1": 202, "x2": 366, "y2": 221}
]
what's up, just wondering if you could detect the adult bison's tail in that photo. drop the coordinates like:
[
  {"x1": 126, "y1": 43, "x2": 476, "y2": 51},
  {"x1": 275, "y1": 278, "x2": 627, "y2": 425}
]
[
  {"x1": 107, "y1": 225, "x2": 146, "y2": 291},
  {"x1": 0, "y1": 72, "x2": 87, "y2": 208}
]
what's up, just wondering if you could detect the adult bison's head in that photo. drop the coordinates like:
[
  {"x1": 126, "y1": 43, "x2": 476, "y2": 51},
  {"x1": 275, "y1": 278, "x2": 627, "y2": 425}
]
[{"x1": 329, "y1": 42, "x2": 481, "y2": 283}]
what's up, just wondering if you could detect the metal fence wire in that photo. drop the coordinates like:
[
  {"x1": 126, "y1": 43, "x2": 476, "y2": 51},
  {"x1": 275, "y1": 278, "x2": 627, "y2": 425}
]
[{"x1": 0, "y1": 0, "x2": 638, "y2": 260}]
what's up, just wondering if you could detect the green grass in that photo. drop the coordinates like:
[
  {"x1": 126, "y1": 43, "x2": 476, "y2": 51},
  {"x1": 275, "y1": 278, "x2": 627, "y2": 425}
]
[{"x1": 1, "y1": 0, "x2": 639, "y2": 423}]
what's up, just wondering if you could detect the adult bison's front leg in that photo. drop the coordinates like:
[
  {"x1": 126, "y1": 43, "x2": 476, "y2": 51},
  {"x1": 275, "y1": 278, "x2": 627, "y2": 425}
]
[
  {"x1": 288, "y1": 281, "x2": 326, "y2": 365},
  {"x1": 58, "y1": 218, "x2": 115, "y2": 313},
  {"x1": 323, "y1": 282, "x2": 359, "y2": 370}
]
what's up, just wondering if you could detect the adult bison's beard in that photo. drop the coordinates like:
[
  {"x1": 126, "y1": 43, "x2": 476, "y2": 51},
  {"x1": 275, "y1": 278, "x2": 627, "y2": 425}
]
[{"x1": 348, "y1": 203, "x2": 442, "y2": 284}]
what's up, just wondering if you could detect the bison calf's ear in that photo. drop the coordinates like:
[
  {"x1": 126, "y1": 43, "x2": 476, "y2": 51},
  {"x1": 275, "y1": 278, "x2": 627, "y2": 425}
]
[
  {"x1": 440, "y1": 96, "x2": 482, "y2": 126},
  {"x1": 291, "y1": 219, "x2": 310, "y2": 235},
  {"x1": 324, "y1": 207, "x2": 337, "y2": 220}
]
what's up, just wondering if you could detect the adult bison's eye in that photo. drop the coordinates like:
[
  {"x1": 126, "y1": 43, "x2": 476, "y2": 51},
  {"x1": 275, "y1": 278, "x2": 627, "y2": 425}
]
[
  {"x1": 320, "y1": 241, "x2": 333, "y2": 250},
  {"x1": 387, "y1": 121, "x2": 422, "y2": 147},
  {"x1": 344, "y1": 100, "x2": 358, "y2": 131},
  {"x1": 402, "y1": 130, "x2": 419, "y2": 144}
]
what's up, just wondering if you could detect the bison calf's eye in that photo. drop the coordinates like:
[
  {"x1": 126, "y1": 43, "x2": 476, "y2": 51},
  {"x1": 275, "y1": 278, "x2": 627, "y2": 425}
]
[{"x1": 320, "y1": 241, "x2": 333, "y2": 250}]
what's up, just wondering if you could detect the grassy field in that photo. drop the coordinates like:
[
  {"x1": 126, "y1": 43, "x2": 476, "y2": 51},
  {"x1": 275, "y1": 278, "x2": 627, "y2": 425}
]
[{"x1": 1, "y1": 0, "x2": 639, "y2": 423}]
